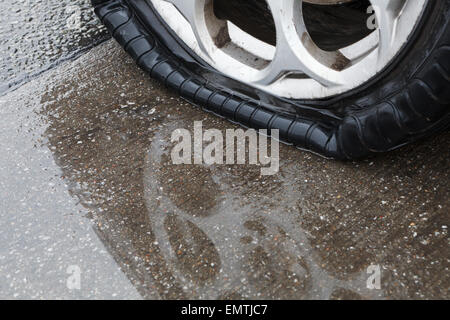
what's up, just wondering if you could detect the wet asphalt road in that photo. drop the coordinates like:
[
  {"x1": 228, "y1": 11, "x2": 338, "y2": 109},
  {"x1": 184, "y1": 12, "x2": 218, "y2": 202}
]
[
  {"x1": 0, "y1": 0, "x2": 108, "y2": 94},
  {"x1": 0, "y1": 3, "x2": 449, "y2": 300},
  {"x1": 0, "y1": 40, "x2": 449, "y2": 299}
]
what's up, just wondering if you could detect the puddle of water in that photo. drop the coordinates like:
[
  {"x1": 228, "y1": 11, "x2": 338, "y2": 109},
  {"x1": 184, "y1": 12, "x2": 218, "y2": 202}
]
[{"x1": 36, "y1": 41, "x2": 449, "y2": 299}]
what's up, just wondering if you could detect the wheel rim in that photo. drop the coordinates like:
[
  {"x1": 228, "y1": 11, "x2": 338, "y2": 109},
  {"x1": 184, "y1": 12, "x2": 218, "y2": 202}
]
[{"x1": 150, "y1": 0, "x2": 427, "y2": 99}]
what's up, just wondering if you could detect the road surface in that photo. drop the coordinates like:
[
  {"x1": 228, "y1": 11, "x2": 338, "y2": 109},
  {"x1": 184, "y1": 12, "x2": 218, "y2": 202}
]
[{"x1": 0, "y1": 38, "x2": 448, "y2": 299}]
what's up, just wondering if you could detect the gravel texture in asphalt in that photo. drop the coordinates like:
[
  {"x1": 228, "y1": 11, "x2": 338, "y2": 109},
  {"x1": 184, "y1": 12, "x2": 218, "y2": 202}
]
[
  {"x1": 0, "y1": 0, "x2": 108, "y2": 93},
  {"x1": 1, "y1": 40, "x2": 448, "y2": 299}
]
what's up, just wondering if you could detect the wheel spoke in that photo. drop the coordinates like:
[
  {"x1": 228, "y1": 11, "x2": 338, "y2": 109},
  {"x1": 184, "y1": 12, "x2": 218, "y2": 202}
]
[
  {"x1": 255, "y1": 0, "x2": 344, "y2": 87},
  {"x1": 152, "y1": 0, "x2": 426, "y2": 98},
  {"x1": 369, "y1": 0, "x2": 405, "y2": 65},
  {"x1": 164, "y1": 0, "x2": 228, "y2": 59}
]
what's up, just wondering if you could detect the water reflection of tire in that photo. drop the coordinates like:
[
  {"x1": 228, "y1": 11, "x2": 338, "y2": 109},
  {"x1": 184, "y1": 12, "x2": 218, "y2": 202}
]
[{"x1": 144, "y1": 122, "x2": 312, "y2": 299}]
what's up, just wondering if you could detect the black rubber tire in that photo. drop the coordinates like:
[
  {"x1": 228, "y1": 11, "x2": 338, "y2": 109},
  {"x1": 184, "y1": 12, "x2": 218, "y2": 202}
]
[{"x1": 91, "y1": 0, "x2": 450, "y2": 160}]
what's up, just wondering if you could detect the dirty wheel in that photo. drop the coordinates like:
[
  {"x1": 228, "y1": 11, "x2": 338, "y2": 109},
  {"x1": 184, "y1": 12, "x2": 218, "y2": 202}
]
[{"x1": 93, "y1": 0, "x2": 450, "y2": 159}]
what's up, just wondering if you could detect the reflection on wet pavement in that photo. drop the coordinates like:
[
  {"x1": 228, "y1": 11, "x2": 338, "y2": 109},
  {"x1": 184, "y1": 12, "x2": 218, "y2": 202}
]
[
  {"x1": 0, "y1": 0, "x2": 108, "y2": 92},
  {"x1": 3, "y1": 40, "x2": 449, "y2": 299}
]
